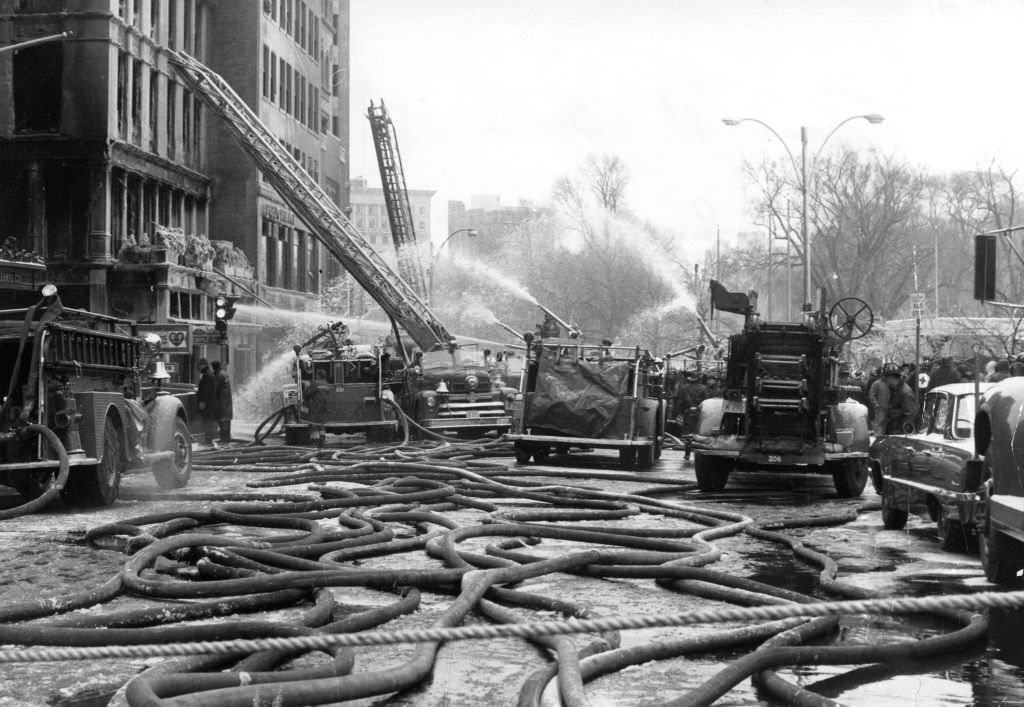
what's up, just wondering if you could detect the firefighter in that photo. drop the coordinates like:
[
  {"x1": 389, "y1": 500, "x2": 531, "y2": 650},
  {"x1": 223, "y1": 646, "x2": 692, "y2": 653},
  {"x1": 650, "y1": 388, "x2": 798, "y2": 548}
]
[
  {"x1": 196, "y1": 358, "x2": 217, "y2": 445},
  {"x1": 869, "y1": 364, "x2": 917, "y2": 435},
  {"x1": 211, "y1": 360, "x2": 233, "y2": 444},
  {"x1": 675, "y1": 370, "x2": 708, "y2": 460}
]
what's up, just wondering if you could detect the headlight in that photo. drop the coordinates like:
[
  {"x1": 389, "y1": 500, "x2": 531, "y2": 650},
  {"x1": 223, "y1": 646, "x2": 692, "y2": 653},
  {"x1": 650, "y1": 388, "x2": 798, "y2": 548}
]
[
  {"x1": 423, "y1": 392, "x2": 438, "y2": 410},
  {"x1": 465, "y1": 375, "x2": 479, "y2": 391}
]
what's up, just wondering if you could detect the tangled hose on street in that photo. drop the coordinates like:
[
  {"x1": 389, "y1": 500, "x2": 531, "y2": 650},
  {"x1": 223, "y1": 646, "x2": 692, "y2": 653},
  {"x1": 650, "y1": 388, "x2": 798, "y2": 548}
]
[
  {"x1": 0, "y1": 424, "x2": 70, "y2": 521},
  {"x1": 0, "y1": 440, "x2": 1015, "y2": 706}
]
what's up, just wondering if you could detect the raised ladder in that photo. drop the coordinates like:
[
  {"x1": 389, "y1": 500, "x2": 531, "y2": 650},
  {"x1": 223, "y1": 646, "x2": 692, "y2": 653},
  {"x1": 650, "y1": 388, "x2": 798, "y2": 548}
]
[
  {"x1": 367, "y1": 101, "x2": 429, "y2": 301},
  {"x1": 168, "y1": 51, "x2": 451, "y2": 351}
]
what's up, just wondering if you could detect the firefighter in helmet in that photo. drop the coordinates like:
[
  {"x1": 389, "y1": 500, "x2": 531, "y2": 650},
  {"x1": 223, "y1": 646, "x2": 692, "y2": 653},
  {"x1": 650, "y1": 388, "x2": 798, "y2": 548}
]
[{"x1": 675, "y1": 370, "x2": 708, "y2": 459}]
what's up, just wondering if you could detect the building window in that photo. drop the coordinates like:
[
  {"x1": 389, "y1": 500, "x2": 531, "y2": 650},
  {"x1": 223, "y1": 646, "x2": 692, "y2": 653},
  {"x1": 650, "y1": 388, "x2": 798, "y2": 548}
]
[
  {"x1": 269, "y1": 51, "x2": 277, "y2": 103},
  {"x1": 148, "y1": 69, "x2": 159, "y2": 152},
  {"x1": 167, "y1": 80, "x2": 177, "y2": 158},
  {"x1": 14, "y1": 43, "x2": 62, "y2": 133},
  {"x1": 182, "y1": 88, "x2": 192, "y2": 162},
  {"x1": 150, "y1": 0, "x2": 160, "y2": 39},
  {"x1": 131, "y1": 59, "x2": 143, "y2": 145},
  {"x1": 183, "y1": 0, "x2": 194, "y2": 54},
  {"x1": 279, "y1": 57, "x2": 288, "y2": 111},
  {"x1": 262, "y1": 44, "x2": 269, "y2": 99},
  {"x1": 168, "y1": 0, "x2": 177, "y2": 48},
  {"x1": 192, "y1": 93, "x2": 202, "y2": 165},
  {"x1": 132, "y1": 0, "x2": 141, "y2": 29}
]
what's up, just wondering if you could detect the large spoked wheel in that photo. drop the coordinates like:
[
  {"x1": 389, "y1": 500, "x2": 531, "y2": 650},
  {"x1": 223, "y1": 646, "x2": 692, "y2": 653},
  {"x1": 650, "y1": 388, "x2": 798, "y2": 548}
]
[
  {"x1": 694, "y1": 453, "x2": 730, "y2": 491},
  {"x1": 829, "y1": 297, "x2": 874, "y2": 341},
  {"x1": 153, "y1": 417, "x2": 193, "y2": 490},
  {"x1": 63, "y1": 415, "x2": 123, "y2": 507},
  {"x1": 832, "y1": 458, "x2": 869, "y2": 498}
]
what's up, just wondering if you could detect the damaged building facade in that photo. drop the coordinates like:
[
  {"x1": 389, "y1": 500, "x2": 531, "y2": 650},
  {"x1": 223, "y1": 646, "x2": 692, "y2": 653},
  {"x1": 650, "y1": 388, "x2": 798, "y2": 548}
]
[{"x1": 0, "y1": 0, "x2": 350, "y2": 388}]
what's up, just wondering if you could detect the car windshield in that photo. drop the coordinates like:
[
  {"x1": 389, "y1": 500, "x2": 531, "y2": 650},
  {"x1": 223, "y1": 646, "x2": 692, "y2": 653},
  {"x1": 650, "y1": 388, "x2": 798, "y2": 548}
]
[{"x1": 952, "y1": 393, "x2": 979, "y2": 439}]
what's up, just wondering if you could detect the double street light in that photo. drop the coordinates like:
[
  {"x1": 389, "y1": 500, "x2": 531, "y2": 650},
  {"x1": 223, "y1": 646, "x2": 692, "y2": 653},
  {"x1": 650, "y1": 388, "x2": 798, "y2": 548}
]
[{"x1": 722, "y1": 113, "x2": 885, "y2": 311}]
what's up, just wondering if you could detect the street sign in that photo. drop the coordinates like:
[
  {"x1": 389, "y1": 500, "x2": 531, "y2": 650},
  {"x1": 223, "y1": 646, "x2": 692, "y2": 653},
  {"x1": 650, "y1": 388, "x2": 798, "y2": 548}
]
[{"x1": 910, "y1": 292, "x2": 926, "y2": 315}]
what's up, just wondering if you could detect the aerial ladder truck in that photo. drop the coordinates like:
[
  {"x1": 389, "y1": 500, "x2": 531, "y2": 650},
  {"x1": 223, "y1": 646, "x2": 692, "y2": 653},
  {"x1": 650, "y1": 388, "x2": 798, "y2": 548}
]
[
  {"x1": 367, "y1": 100, "x2": 429, "y2": 301},
  {"x1": 169, "y1": 52, "x2": 511, "y2": 438}
]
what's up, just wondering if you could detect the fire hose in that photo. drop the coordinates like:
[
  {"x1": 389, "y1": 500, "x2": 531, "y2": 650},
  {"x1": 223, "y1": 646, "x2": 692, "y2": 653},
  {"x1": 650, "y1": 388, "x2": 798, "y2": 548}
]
[
  {"x1": 0, "y1": 424, "x2": 70, "y2": 521},
  {"x1": 0, "y1": 445, "x2": 1018, "y2": 706}
]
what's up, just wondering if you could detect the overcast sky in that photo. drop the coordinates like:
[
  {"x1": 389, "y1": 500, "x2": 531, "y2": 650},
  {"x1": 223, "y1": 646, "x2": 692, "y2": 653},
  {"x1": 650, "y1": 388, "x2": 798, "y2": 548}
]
[{"x1": 348, "y1": 0, "x2": 1024, "y2": 260}]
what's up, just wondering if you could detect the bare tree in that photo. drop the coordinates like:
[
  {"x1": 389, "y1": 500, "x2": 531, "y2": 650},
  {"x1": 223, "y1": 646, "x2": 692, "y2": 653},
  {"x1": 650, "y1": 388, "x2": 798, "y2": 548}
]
[{"x1": 585, "y1": 154, "x2": 630, "y2": 213}]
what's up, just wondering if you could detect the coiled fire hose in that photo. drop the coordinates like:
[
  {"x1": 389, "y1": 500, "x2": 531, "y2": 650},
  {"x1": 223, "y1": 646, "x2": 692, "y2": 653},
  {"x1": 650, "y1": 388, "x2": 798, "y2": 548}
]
[
  {"x1": 0, "y1": 443, "x2": 1019, "y2": 706},
  {"x1": 0, "y1": 423, "x2": 70, "y2": 521}
]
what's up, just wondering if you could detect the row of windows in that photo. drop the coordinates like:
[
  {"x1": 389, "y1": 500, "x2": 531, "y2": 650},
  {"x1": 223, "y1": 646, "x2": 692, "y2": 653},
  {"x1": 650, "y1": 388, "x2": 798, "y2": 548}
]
[
  {"x1": 264, "y1": 0, "x2": 323, "y2": 59},
  {"x1": 110, "y1": 167, "x2": 208, "y2": 255},
  {"x1": 261, "y1": 46, "x2": 322, "y2": 133},
  {"x1": 116, "y1": 52, "x2": 202, "y2": 168},
  {"x1": 262, "y1": 217, "x2": 320, "y2": 293},
  {"x1": 116, "y1": 0, "x2": 201, "y2": 58}
]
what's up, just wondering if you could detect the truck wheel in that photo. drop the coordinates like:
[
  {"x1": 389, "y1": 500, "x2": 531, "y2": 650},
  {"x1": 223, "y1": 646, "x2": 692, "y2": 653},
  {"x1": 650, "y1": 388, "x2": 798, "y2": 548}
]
[
  {"x1": 619, "y1": 448, "x2": 636, "y2": 469},
  {"x1": 936, "y1": 506, "x2": 968, "y2": 552},
  {"x1": 832, "y1": 458, "x2": 868, "y2": 498},
  {"x1": 152, "y1": 417, "x2": 193, "y2": 490},
  {"x1": 880, "y1": 483, "x2": 909, "y2": 530},
  {"x1": 636, "y1": 446, "x2": 655, "y2": 470},
  {"x1": 12, "y1": 470, "x2": 57, "y2": 500},
  {"x1": 694, "y1": 454, "x2": 730, "y2": 491},
  {"x1": 514, "y1": 444, "x2": 532, "y2": 465},
  {"x1": 64, "y1": 415, "x2": 122, "y2": 507},
  {"x1": 980, "y1": 524, "x2": 1024, "y2": 585}
]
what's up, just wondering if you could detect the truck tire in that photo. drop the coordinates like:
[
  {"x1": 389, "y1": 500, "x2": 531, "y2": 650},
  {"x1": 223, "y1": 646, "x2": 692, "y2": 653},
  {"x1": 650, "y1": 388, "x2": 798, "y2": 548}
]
[
  {"x1": 618, "y1": 448, "x2": 636, "y2": 469},
  {"x1": 64, "y1": 415, "x2": 122, "y2": 507},
  {"x1": 152, "y1": 416, "x2": 193, "y2": 490},
  {"x1": 514, "y1": 443, "x2": 532, "y2": 465},
  {"x1": 694, "y1": 454, "x2": 730, "y2": 491},
  {"x1": 980, "y1": 524, "x2": 1024, "y2": 585},
  {"x1": 832, "y1": 458, "x2": 868, "y2": 498},
  {"x1": 880, "y1": 483, "x2": 909, "y2": 530},
  {"x1": 636, "y1": 445, "x2": 655, "y2": 470},
  {"x1": 936, "y1": 505, "x2": 969, "y2": 553}
]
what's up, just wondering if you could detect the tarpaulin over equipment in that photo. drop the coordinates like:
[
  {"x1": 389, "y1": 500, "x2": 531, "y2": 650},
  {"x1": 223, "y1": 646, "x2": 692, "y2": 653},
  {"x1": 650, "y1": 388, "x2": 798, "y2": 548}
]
[{"x1": 525, "y1": 349, "x2": 631, "y2": 437}]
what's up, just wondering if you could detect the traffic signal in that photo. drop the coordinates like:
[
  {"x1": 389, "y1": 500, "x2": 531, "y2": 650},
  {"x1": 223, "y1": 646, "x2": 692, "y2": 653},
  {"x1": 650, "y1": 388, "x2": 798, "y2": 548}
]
[
  {"x1": 975, "y1": 234, "x2": 997, "y2": 301},
  {"x1": 214, "y1": 295, "x2": 237, "y2": 334}
]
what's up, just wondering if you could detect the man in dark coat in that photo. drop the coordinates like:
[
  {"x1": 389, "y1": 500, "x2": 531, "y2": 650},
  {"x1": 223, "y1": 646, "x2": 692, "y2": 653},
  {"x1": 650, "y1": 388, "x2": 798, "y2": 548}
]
[
  {"x1": 927, "y1": 357, "x2": 960, "y2": 390},
  {"x1": 196, "y1": 359, "x2": 218, "y2": 444},
  {"x1": 211, "y1": 360, "x2": 233, "y2": 444}
]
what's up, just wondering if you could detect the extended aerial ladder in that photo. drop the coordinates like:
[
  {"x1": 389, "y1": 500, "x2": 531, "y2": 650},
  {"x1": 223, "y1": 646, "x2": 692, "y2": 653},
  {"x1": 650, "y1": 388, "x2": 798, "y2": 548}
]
[
  {"x1": 367, "y1": 101, "x2": 429, "y2": 301},
  {"x1": 168, "y1": 51, "x2": 452, "y2": 352}
]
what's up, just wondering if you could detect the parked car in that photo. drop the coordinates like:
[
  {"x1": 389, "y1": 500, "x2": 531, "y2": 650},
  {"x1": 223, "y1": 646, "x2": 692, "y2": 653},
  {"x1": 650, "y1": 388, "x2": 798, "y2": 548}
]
[
  {"x1": 869, "y1": 382, "x2": 992, "y2": 552},
  {"x1": 973, "y1": 377, "x2": 1024, "y2": 585}
]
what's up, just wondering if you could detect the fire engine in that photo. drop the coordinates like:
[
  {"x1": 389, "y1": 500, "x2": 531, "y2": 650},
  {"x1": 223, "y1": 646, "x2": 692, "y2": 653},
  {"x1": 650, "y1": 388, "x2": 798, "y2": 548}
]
[
  {"x1": 0, "y1": 285, "x2": 193, "y2": 508},
  {"x1": 506, "y1": 309, "x2": 666, "y2": 469},
  {"x1": 689, "y1": 281, "x2": 873, "y2": 497},
  {"x1": 169, "y1": 54, "x2": 511, "y2": 439}
]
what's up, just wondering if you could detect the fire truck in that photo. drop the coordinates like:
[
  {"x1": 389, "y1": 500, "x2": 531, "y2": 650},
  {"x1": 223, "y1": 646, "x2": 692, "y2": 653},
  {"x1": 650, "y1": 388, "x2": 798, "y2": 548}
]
[
  {"x1": 689, "y1": 281, "x2": 873, "y2": 497},
  {"x1": 0, "y1": 286, "x2": 193, "y2": 508},
  {"x1": 169, "y1": 54, "x2": 511, "y2": 439},
  {"x1": 506, "y1": 309, "x2": 666, "y2": 469}
]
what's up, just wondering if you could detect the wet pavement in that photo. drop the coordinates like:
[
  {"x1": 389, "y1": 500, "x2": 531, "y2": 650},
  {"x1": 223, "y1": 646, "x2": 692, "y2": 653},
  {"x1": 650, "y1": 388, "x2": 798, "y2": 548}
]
[{"x1": 1, "y1": 440, "x2": 1022, "y2": 707}]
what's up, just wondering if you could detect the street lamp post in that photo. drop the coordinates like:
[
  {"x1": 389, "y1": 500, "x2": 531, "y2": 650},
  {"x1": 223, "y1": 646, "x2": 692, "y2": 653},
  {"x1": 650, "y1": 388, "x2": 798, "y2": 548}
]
[
  {"x1": 722, "y1": 113, "x2": 884, "y2": 311},
  {"x1": 428, "y1": 228, "x2": 478, "y2": 303}
]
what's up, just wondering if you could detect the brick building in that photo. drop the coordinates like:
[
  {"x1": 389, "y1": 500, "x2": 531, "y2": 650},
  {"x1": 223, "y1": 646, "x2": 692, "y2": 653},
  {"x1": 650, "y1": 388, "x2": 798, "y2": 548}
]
[{"x1": 0, "y1": 0, "x2": 350, "y2": 389}]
